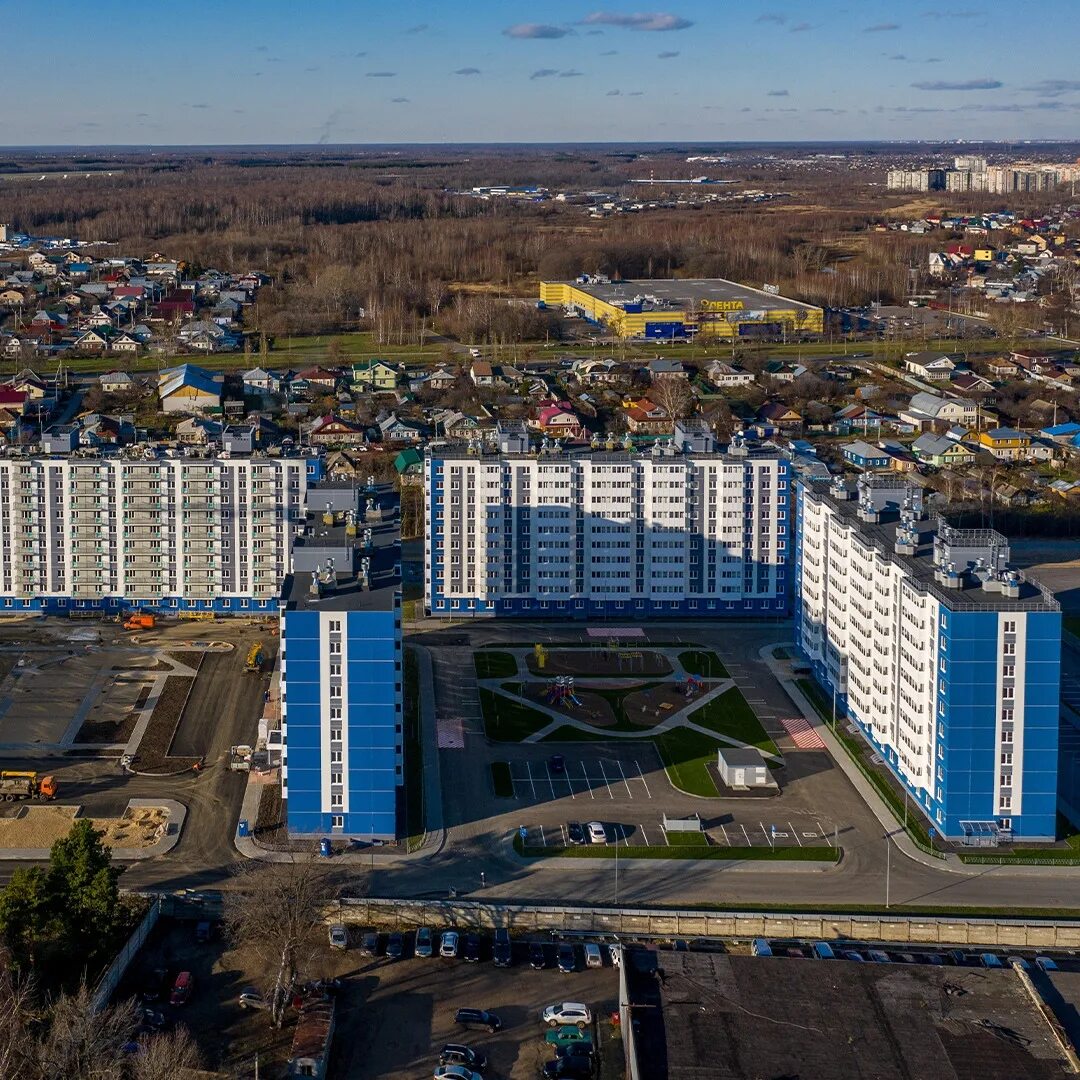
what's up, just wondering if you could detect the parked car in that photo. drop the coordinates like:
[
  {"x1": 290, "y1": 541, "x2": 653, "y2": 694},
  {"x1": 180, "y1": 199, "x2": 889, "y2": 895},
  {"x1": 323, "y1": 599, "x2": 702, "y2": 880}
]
[
  {"x1": 238, "y1": 986, "x2": 269, "y2": 1011},
  {"x1": 980, "y1": 953, "x2": 1004, "y2": 968},
  {"x1": 169, "y1": 972, "x2": 193, "y2": 1007},
  {"x1": 566, "y1": 822, "x2": 585, "y2": 846},
  {"x1": 328, "y1": 924, "x2": 348, "y2": 950},
  {"x1": 441, "y1": 931, "x2": 460, "y2": 959},
  {"x1": 583, "y1": 943, "x2": 602, "y2": 969},
  {"x1": 416, "y1": 926, "x2": 434, "y2": 958},
  {"x1": 1008, "y1": 956, "x2": 1031, "y2": 971},
  {"x1": 195, "y1": 921, "x2": 211, "y2": 943},
  {"x1": 542, "y1": 1002, "x2": 592, "y2": 1029},
  {"x1": 439, "y1": 1044, "x2": 488, "y2": 1071},
  {"x1": 464, "y1": 934, "x2": 482, "y2": 963},
  {"x1": 361, "y1": 931, "x2": 379, "y2": 956},
  {"x1": 386, "y1": 932, "x2": 404, "y2": 961},
  {"x1": 141, "y1": 968, "x2": 170, "y2": 1003},
  {"x1": 1036, "y1": 956, "x2": 1059, "y2": 972},
  {"x1": 434, "y1": 1067, "x2": 482, "y2": 1080},
  {"x1": 811, "y1": 942, "x2": 835, "y2": 960},
  {"x1": 455, "y1": 1008, "x2": 501, "y2": 1033},
  {"x1": 866, "y1": 950, "x2": 891, "y2": 964},
  {"x1": 530, "y1": 942, "x2": 548, "y2": 970},
  {"x1": 549, "y1": 754, "x2": 566, "y2": 774},
  {"x1": 542, "y1": 1054, "x2": 595, "y2": 1079},
  {"x1": 751, "y1": 938, "x2": 773, "y2": 957},
  {"x1": 608, "y1": 944, "x2": 621, "y2": 968},
  {"x1": 546, "y1": 1025, "x2": 595, "y2": 1051},
  {"x1": 586, "y1": 821, "x2": 607, "y2": 844},
  {"x1": 915, "y1": 952, "x2": 944, "y2": 966},
  {"x1": 494, "y1": 928, "x2": 512, "y2": 968},
  {"x1": 558, "y1": 943, "x2": 577, "y2": 973},
  {"x1": 842, "y1": 951, "x2": 865, "y2": 963}
]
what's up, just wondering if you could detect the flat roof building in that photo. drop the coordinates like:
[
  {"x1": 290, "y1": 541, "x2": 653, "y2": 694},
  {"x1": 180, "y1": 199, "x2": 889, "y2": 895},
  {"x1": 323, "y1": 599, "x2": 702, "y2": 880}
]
[{"x1": 540, "y1": 275, "x2": 823, "y2": 340}]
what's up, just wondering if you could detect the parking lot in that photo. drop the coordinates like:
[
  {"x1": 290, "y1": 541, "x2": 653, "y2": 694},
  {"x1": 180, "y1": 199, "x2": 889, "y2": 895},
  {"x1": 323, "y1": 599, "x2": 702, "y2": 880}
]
[
  {"x1": 121, "y1": 917, "x2": 622, "y2": 1080},
  {"x1": 507, "y1": 754, "x2": 654, "y2": 802}
]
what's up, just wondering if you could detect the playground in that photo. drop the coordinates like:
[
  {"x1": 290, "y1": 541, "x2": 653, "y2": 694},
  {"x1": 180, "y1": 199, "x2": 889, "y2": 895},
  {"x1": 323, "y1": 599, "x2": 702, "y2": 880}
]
[{"x1": 524, "y1": 642, "x2": 672, "y2": 678}]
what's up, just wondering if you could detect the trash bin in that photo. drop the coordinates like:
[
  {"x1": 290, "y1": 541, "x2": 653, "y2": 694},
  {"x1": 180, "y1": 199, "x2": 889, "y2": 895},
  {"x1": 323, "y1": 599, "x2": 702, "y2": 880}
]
[
  {"x1": 319, "y1": 837, "x2": 332, "y2": 858},
  {"x1": 237, "y1": 819, "x2": 249, "y2": 838}
]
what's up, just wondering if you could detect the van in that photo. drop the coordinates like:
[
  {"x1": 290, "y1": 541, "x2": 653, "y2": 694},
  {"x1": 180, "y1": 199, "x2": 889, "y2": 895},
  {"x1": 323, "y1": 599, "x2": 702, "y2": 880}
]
[
  {"x1": 751, "y1": 938, "x2": 773, "y2": 957},
  {"x1": 812, "y1": 942, "x2": 835, "y2": 960},
  {"x1": 583, "y1": 943, "x2": 603, "y2": 969},
  {"x1": 170, "y1": 971, "x2": 193, "y2": 1006}
]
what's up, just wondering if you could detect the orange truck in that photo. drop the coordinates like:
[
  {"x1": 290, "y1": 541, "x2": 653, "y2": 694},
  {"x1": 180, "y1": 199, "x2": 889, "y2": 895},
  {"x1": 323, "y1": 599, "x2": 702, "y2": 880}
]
[
  {"x1": 0, "y1": 771, "x2": 58, "y2": 801},
  {"x1": 123, "y1": 613, "x2": 156, "y2": 631}
]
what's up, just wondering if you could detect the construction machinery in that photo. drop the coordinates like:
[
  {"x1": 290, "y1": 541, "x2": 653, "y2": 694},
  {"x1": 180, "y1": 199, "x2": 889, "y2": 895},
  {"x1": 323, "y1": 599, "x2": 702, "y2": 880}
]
[
  {"x1": 123, "y1": 613, "x2": 156, "y2": 631},
  {"x1": 245, "y1": 643, "x2": 264, "y2": 673},
  {"x1": 0, "y1": 771, "x2": 58, "y2": 801}
]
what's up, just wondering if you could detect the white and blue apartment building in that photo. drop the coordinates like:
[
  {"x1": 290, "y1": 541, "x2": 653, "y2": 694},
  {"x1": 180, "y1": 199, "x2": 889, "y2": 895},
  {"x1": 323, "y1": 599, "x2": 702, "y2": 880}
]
[
  {"x1": 425, "y1": 420, "x2": 790, "y2": 618},
  {"x1": 794, "y1": 474, "x2": 1062, "y2": 843},
  {"x1": 278, "y1": 483, "x2": 402, "y2": 839}
]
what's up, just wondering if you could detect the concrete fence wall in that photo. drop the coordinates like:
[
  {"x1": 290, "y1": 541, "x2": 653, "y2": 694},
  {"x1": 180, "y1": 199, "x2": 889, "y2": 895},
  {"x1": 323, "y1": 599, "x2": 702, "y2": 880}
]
[
  {"x1": 337, "y1": 897, "x2": 1080, "y2": 951},
  {"x1": 92, "y1": 897, "x2": 162, "y2": 1013}
]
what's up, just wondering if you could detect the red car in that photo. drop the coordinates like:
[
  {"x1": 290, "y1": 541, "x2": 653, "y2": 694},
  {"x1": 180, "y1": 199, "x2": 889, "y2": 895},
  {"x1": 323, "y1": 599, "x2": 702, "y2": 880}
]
[{"x1": 170, "y1": 971, "x2": 193, "y2": 1006}]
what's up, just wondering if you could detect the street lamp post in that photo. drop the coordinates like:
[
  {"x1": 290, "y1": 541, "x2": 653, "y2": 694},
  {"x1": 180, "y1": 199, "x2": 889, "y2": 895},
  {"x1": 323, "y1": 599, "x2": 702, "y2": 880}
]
[{"x1": 885, "y1": 831, "x2": 891, "y2": 909}]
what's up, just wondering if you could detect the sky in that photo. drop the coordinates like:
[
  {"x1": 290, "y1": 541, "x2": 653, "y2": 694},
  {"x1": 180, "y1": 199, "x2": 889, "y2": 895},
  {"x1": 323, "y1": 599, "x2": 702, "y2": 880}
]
[{"x1": 7, "y1": 0, "x2": 1080, "y2": 145}]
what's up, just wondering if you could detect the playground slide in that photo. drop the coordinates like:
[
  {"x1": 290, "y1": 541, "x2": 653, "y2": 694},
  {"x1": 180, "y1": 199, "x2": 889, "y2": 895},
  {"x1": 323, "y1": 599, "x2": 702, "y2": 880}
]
[{"x1": 566, "y1": 694, "x2": 582, "y2": 707}]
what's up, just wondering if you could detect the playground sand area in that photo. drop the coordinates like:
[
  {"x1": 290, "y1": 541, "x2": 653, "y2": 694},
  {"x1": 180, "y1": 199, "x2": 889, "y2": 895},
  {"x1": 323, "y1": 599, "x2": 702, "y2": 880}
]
[
  {"x1": 623, "y1": 679, "x2": 716, "y2": 721},
  {"x1": 526, "y1": 648, "x2": 672, "y2": 678},
  {"x1": 523, "y1": 682, "x2": 616, "y2": 726},
  {"x1": 0, "y1": 804, "x2": 169, "y2": 850}
]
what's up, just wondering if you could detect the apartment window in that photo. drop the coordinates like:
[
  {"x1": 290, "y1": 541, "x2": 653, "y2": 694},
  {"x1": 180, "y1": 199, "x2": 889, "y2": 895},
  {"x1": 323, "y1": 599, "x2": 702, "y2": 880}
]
[
  {"x1": 1000, "y1": 773, "x2": 1011, "y2": 788},
  {"x1": 1002, "y1": 686, "x2": 1014, "y2": 700},
  {"x1": 331, "y1": 815, "x2": 344, "y2": 829},
  {"x1": 1000, "y1": 752, "x2": 1013, "y2": 765},
  {"x1": 330, "y1": 727, "x2": 342, "y2": 742},
  {"x1": 1003, "y1": 641, "x2": 1015, "y2": 656},
  {"x1": 329, "y1": 641, "x2": 341, "y2": 655},
  {"x1": 1003, "y1": 620, "x2": 1016, "y2": 634},
  {"x1": 331, "y1": 771, "x2": 342, "y2": 785},
  {"x1": 330, "y1": 707, "x2": 342, "y2": 720},
  {"x1": 331, "y1": 793, "x2": 343, "y2": 809},
  {"x1": 998, "y1": 817, "x2": 1012, "y2": 831},
  {"x1": 329, "y1": 663, "x2": 341, "y2": 677},
  {"x1": 329, "y1": 619, "x2": 342, "y2": 633},
  {"x1": 1001, "y1": 708, "x2": 1013, "y2": 722},
  {"x1": 999, "y1": 794, "x2": 1012, "y2": 810},
  {"x1": 1001, "y1": 729, "x2": 1013, "y2": 744},
  {"x1": 330, "y1": 685, "x2": 341, "y2": 699},
  {"x1": 330, "y1": 750, "x2": 342, "y2": 763}
]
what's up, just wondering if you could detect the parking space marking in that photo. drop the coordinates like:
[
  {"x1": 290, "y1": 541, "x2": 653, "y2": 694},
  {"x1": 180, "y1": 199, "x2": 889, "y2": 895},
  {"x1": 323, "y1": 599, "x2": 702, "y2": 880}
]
[
  {"x1": 788, "y1": 821, "x2": 803, "y2": 847},
  {"x1": 560, "y1": 770, "x2": 576, "y2": 800},
  {"x1": 524, "y1": 761, "x2": 538, "y2": 800},
  {"x1": 740, "y1": 823, "x2": 751, "y2": 846},
  {"x1": 538, "y1": 825, "x2": 546, "y2": 847},
  {"x1": 543, "y1": 763, "x2": 558, "y2": 801},
  {"x1": 579, "y1": 761, "x2": 596, "y2": 799},
  {"x1": 558, "y1": 823, "x2": 567, "y2": 846},
  {"x1": 614, "y1": 759, "x2": 634, "y2": 798},
  {"x1": 760, "y1": 822, "x2": 773, "y2": 847},
  {"x1": 634, "y1": 760, "x2": 652, "y2": 799},
  {"x1": 596, "y1": 758, "x2": 616, "y2": 799},
  {"x1": 719, "y1": 822, "x2": 730, "y2": 845},
  {"x1": 639, "y1": 826, "x2": 650, "y2": 847}
]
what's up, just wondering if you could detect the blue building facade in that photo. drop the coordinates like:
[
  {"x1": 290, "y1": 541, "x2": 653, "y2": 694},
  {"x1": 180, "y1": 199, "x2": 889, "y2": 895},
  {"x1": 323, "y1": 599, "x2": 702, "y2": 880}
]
[{"x1": 794, "y1": 475, "x2": 1062, "y2": 842}]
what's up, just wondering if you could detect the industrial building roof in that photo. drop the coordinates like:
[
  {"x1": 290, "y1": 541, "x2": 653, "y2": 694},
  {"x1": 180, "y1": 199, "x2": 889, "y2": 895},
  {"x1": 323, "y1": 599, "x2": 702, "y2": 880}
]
[
  {"x1": 554, "y1": 276, "x2": 821, "y2": 314},
  {"x1": 625, "y1": 948, "x2": 1068, "y2": 1080}
]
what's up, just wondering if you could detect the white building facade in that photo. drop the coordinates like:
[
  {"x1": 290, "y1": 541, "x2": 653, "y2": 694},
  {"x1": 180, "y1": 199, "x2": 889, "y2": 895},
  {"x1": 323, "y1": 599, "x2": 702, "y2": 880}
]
[
  {"x1": 0, "y1": 454, "x2": 311, "y2": 614},
  {"x1": 425, "y1": 421, "x2": 790, "y2": 618}
]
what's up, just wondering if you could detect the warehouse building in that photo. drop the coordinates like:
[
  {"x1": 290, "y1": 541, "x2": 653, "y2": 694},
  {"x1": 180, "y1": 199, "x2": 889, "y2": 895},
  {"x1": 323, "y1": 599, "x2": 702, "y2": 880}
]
[
  {"x1": 0, "y1": 451, "x2": 318, "y2": 614},
  {"x1": 794, "y1": 473, "x2": 1061, "y2": 842},
  {"x1": 425, "y1": 419, "x2": 790, "y2": 618},
  {"x1": 278, "y1": 482, "x2": 402, "y2": 839},
  {"x1": 539, "y1": 275, "x2": 823, "y2": 340}
]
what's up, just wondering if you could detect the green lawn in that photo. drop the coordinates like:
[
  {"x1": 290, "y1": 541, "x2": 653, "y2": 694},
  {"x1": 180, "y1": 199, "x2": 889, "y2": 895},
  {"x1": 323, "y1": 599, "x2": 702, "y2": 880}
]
[
  {"x1": 678, "y1": 650, "x2": 729, "y2": 678},
  {"x1": 513, "y1": 835, "x2": 839, "y2": 862},
  {"x1": 653, "y1": 727, "x2": 724, "y2": 797},
  {"x1": 540, "y1": 725, "x2": 608, "y2": 743},
  {"x1": 474, "y1": 650, "x2": 518, "y2": 679},
  {"x1": 664, "y1": 831, "x2": 710, "y2": 847},
  {"x1": 402, "y1": 648, "x2": 425, "y2": 852},
  {"x1": 689, "y1": 688, "x2": 778, "y2": 756},
  {"x1": 478, "y1": 688, "x2": 553, "y2": 742},
  {"x1": 490, "y1": 761, "x2": 514, "y2": 798}
]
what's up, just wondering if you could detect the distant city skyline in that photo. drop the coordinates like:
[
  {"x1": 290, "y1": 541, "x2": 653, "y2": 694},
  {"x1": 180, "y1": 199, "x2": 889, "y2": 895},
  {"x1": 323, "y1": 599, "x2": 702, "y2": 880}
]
[{"x1": 8, "y1": 0, "x2": 1079, "y2": 145}]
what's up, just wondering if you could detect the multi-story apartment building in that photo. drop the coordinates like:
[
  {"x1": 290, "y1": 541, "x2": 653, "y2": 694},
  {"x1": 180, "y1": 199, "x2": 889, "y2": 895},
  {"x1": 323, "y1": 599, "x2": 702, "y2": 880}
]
[
  {"x1": 794, "y1": 474, "x2": 1061, "y2": 842},
  {"x1": 0, "y1": 452, "x2": 315, "y2": 614},
  {"x1": 425, "y1": 420, "x2": 790, "y2": 618},
  {"x1": 278, "y1": 482, "x2": 402, "y2": 838},
  {"x1": 886, "y1": 169, "x2": 946, "y2": 192}
]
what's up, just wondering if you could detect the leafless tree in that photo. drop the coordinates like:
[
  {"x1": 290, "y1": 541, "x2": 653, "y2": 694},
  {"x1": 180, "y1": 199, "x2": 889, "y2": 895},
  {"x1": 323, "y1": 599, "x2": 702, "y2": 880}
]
[
  {"x1": 648, "y1": 376, "x2": 694, "y2": 420},
  {"x1": 128, "y1": 1027, "x2": 201, "y2": 1080},
  {"x1": 37, "y1": 982, "x2": 139, "y2": 1080},
  {"x1": 0, "y1": 962, "x2": 37, "y2": 1080},
  {"x1": 223, "y1": 855, "x2": 338, "y2": 1028}
]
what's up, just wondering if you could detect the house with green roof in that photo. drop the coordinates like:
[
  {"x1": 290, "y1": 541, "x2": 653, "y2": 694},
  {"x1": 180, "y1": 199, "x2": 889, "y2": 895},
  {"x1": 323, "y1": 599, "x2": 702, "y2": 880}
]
[{"x1": 351, "y1": 359, "x2": 400, "y2": 392}]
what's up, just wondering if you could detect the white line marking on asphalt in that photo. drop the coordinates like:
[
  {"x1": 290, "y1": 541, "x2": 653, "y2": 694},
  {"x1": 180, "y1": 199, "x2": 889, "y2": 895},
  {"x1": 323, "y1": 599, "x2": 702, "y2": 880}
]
[
  {"x1": 740, "y1": 823, "x2": 751, "y2": 846},
  {"x1": 562, "y1": 770, "x2": 576, "y2": 800},
  {"x1": 639, "y1": 826, "x2": 650, "y2": 847},
  {"x1": 789, "y1": 821, "x2": 802, "y2": 847},
  {"x1": 559, "y1": 823, "x2": 567, "y2": 846},
  {"x1": 760, "y1": 821, "x2": 773, "y2": 847},
  {"x1": 524, "y1": 760, "x2": 538, "y2": 800},
  {"x1": 596, "y1": 758, "x2": 615, "y2": 799},
  {"x1": 580, "y1": 761, "x2": 595, "y2": 799},
  {"x1": 720, "y1": 823, "x2": 730, "y2": 845},
  {"x1": 634, "y1": 760, "x2": 652, "y2": 799},
  {"x1": 544, "y1": 763, "x2": 558, "y2": 801},
  {"x1": 614, "y1": 759, "x2": 634, "y2": 798},
  {"x1": 538, "y1": 825, "x2": 546, "y2": 847}
]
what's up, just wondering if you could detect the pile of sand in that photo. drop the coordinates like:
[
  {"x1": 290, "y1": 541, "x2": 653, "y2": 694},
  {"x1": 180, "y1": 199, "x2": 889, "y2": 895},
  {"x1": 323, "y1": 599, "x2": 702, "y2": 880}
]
[{"x1": 0, "y1": 805, "x2": 169, "y2": 850}]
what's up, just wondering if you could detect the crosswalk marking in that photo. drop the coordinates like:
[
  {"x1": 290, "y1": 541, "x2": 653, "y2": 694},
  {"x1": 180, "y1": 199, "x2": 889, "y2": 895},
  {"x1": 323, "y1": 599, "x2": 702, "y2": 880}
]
[{"x1": 779, "y1": 716, "x2": 826, "y2": 750}]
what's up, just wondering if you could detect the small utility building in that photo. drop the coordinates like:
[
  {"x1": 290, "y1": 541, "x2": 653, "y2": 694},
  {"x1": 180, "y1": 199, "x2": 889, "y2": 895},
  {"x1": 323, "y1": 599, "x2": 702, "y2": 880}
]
[{"x1": 717, "y1": 747, "x2": 771, "y2": 788}]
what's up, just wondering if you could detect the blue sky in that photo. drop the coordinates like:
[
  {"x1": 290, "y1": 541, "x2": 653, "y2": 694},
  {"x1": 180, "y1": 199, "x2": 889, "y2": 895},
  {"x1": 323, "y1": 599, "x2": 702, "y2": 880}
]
[{"x1": 8, "y1": 0, "x2": 1079, "y2": 144}]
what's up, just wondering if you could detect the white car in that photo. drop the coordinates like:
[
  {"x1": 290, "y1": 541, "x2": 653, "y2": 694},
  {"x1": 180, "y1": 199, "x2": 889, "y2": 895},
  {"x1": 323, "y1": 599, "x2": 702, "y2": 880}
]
[
  {"x1": 434, "y1": 1067, "x2": 481, "y2": 1080},
  {"x1": 328, "y1": 924, "x2": 348, "y2": 950},
  {"x1": 609, "y1": 944, "x2": 622, "y2": 968},
  {"x1": 434, "y1": 1068, "x2": 481, "y2": 1080},
  {"x1": 587, "y1": 821, "x2": 607, "y2": 844},
  {"x1": 542, "y1": 1002, "x2": 593, "y2": 1029},
  {"x1": 440, "y1": 930, "x2": 460, "y2": 958}
]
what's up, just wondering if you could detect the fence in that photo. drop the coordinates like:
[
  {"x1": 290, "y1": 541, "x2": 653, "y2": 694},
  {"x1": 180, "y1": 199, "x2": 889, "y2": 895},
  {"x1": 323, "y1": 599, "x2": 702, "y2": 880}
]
[
  {"x1": 662, "y1": 813, "x2": 702, "y2": 833},
  {"x1": 91, "y1": 897, "x2": 161, "y2": 1013},
  {"x1": 337, "y1": 897, "x2": 1080, "y2": 950}
]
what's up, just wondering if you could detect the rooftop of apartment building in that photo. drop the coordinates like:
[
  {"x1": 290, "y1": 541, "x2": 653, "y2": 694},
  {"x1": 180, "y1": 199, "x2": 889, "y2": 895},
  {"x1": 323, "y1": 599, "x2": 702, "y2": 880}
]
[
  {"x1": 624, "y1": 947, "x2": 1067, "y2": 1080},
  {"x1": 801, "y1": 475, "x2": 1058, "y2": 613},
  {"x1": 280, "y1": 481, "x2": 401, "y2": 614}
]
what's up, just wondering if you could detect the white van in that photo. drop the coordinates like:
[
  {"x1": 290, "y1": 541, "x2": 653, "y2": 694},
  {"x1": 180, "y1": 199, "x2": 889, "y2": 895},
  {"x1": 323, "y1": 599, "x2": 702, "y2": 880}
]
[{"x1": 583, "y1": 943, "x2": 603, "y2": 969}]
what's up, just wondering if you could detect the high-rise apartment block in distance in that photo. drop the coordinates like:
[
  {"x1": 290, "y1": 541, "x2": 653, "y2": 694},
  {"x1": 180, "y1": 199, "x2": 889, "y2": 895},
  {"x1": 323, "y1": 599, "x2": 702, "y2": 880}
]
[
  {"x1": 279, "y1": 482, "x2": 402, "y2": 839},
  {"x1": 794, "y1": 474, "x2": 1061, "y2": 842},
  {"x1": 425, "y1": 420, "x2": 790, "y2": 618}
]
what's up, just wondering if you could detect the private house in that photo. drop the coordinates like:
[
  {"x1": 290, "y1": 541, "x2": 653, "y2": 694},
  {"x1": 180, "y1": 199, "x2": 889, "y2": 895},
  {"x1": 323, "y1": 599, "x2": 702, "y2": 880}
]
[
  {"x1": 295, "y1": 367, "x2": 341, "y2": 392},
  {"x1": 572, "y1": 357, "x2": 629, "y2": 385},
  {"x1": 323, "y1": 450, "x2": 369, "y2": 482},
  {"x1": 1040, "y1": 421, "x2": 1080, "y2": 445},
  {"x1": 531, "y1": 401, "x2": 587, "y2": 441},
  {"x1": 99, "y1": 370, "x2": 137, "y2": 393},
  {"x1": 7, "y1": 369, "x2": 48, "y2": 401},
  {"x1": 309, "y1": 413, "x2": 366, "y2": 447},
  {"x1": 176, "y1": 416, "x2": 224, "y2": 444},
  {"x1": 706, "y1": 360, "x2": 755, "y2": 387},
  {"x1": 834, "y1": 404, "x2": 884, "y2": 435},
  {"x1": 378, "y1": 413, "x2": 425, "y2": 443},
  {"x1": 425, "y1": 365, "x2": 458, "y2": 392},
  {"x1": 903, "y1": 351, "x2": 956, "y2": 381},
  {"x1": 841, "y1": 440, "x2": 893, "y2": 471},
  {"x1": 622, "y1": 397, "x2": 672, "y2": 434},
  {"x1": 351, "y1": 359, "x2": 399, "y2": 392},
  {"x1": 762, "y1": 360, "x2": 807, "y2": 383},
  {"x1": 756, "y1": 401, "x2": 803, "y2": 429},
  {"x1": 158, "y1": 364, "x2": 222, "y2": 414},
  {"x1": 900, "y1": 391, "x2": 978, "y2": 429},
  {"x1": 470, "y1": 360, "x2": 497, "y2": 388},
  {"x1": 241, "y1": 366, "x2": 280, "y2": 393},
  {"x1": 647, "y1": 357, "x2": 688, "y2": 381},
  {"x1": 911, "y1": 432, "x2": 978, "y2": 467},
  {"x1": 978, "y1": 427, "x2": 1032, "y2": 461}
]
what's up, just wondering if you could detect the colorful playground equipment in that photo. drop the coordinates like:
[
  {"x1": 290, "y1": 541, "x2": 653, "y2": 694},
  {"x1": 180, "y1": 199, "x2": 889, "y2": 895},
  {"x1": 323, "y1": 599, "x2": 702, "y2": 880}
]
[
  {"x1": 684, "y1": 674, "x2": 704, "y2": 700},
  {"x1": 546, "y1": 675, "x2": 582, "y2": 709}
]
